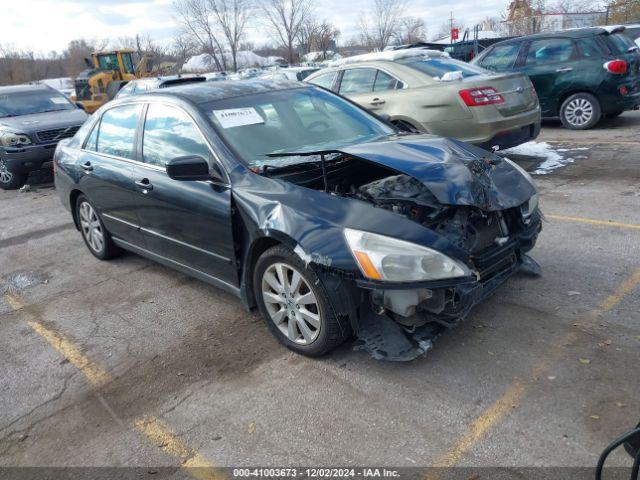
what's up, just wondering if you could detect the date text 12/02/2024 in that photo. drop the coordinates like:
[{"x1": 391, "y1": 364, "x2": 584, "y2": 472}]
[{"x1": 232, "y1": 468, "x2": 400, "y2": 478}]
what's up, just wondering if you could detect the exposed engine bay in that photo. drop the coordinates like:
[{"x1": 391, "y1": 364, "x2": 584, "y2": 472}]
[{"x1": 267, "y1": 155, "x2": 519, "y2": 255}]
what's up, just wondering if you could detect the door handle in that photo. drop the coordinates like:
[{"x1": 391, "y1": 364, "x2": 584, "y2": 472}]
[
  {"x1": 81, "y1": 161, "x2": 93, "y2": 172},
  {"x1": 556, "y1": 67, "x2": 573, "y2": 73},
  {"x1": 135, "y1": 179, "x2": 153, "y2": 192},
  {"x1": 370, "y1": 98, "x2": 386, "y2": 106}
]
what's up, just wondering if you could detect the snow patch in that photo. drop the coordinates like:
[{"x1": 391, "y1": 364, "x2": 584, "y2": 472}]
[
  {"x1": 504, "y1": 141, "x2": 591, "y2": 175},
  {"x1": 182, "y1": 51, "x2": 283, "y2": 73}
]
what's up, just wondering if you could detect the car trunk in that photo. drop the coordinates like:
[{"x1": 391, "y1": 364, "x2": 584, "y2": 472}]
[{"x1": 465, "y1": 73, "x2": 538, "y2": 118}]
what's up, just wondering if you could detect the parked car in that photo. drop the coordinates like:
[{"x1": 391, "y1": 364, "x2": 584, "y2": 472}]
[
  {"x1": 306, "y1": 49, "x2": 541, "y2": 151},
  {"x1": 259, "y1": 67, "x2": 320, "y2": 81},
  {"x1": 472, "y1": 26, "x2": 640, "y2": 129},
  {"x1": 115, "y1": 75, "x2": 206, "y2": 99},
  {"x1": 0, "y1": 84, "x2": 88, "y2": 190},
  {"x1": 54, "y1": 80, "x2": 541, "y2": 359}
]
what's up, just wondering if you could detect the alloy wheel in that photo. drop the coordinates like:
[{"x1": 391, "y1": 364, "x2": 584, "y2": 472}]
[
  {"x1": 79, "y1": 202, "x2": 104, "y2": 254},
  {"x1": 0, "y1": 159, "x2": 13, "y2": 184},
  {"x1": 564, "y1": 98, "x2": 594, "y2": 127},
  {"x1": 261, "y1": 262, "x2": 321, "y2": 345}
]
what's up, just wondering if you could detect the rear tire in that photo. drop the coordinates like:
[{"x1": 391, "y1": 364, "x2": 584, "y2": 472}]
[
  {"x1": 75, "y1": 194, "x2": 122, "y2": 260},
  {"x1": 560, "y1": 93, "x2": 601, "y2": 130},
  {"x1": 253, "y1": 244, "x2": 348, "y2": 357},
  {"x1": 0, "y1": 158, "x2": 27, "y2": 190}
]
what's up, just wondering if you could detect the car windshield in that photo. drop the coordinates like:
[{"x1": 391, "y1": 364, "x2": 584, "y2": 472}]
[
  {"x1": 0, "y1": 90, "x2": 75, "y2": 118},
  {"x1": 202, "y1": 87, "x2": 394, "y2": 168},
  {"x1": 401, "y1": 57, "x2": 486, "y2": 78}
]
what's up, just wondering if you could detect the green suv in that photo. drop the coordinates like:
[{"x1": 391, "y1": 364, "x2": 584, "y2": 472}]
[{"x1": 472, "y1": 27, "x2": 640, "y2": 129}]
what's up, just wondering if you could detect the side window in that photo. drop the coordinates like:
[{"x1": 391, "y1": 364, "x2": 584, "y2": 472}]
[
  {"x1": 339, "y1": 68, "x2": 377, "y2": 95},
  {"x1": 142, "y1": 104, "x2": 212, "y2": 168},
  {"x1": 84, "y1": 121, "x2": 100, "y2": 151},
  {"x1": 480, "y1": 43, "x2": 521, "y2": 71},
  {"x1": 578, "y1": 37, "x2": 606, "y2": 58},
  {"x1": 373, "y1": 70, "x2": 401, "y2": 91},
  {"x1": 525, "y1": 39, "x2": 574, "y2": 65},
  {"x1": 309, "y1": 72, "x2": 336, "y2": 90},
  {"x1": 96, "y1": 104, "x2": 142, "y2": 159}
]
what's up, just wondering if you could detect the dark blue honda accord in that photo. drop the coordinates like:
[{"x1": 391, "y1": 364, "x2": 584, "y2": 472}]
[{"x1": 54, "y1": 80, "x2": 542, "y2": 361}]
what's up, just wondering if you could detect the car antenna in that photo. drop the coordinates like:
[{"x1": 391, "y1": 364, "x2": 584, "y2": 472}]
[{"x1": 320, "y1": 153, "x2": 328, "y2": 193}]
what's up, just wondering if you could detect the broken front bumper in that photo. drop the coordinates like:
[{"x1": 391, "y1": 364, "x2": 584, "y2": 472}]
[{"x1": 350, "y1": 215, "x2": 542, "y2": 361}]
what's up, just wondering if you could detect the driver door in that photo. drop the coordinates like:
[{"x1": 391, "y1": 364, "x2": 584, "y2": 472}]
[{"x1": 131, "y1": 103, "x2": 238, "y2": 285}]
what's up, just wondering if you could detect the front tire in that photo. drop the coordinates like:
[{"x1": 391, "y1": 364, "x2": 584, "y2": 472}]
[
  {"x1": 0, "y1": 158, "x2": 27, "y2": 190},
  {"x1": 560, "y1": 93, "x2": 601, "y2": 130},
  {"x1": 76, "y1": 195, "x2": 122, "y2": 260},
  {"x1": 253, "y1": 245, "x2": 348, "y2": 357}
]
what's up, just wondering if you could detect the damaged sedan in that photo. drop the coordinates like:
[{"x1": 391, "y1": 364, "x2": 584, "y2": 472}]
[{"x1": 54, "y1": 80, "x2": 542, "y2": 361}]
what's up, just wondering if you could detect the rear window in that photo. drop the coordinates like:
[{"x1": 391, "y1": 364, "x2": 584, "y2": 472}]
[
  {"x1": 402, "y1": 58, "x2": 486, "y2": 78},
  {"x1": 605, "y1": 33, "x2": 638, "y2": 54}
]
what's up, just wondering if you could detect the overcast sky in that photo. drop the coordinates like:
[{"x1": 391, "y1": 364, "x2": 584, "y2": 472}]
[{"x1": 1, "y1": 0, "x2": 510, "y2": 53}]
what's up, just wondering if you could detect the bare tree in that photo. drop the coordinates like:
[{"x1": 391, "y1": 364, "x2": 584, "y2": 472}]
[
  {"x1": 172, "y1": 33, "x2": 198, "y2": 67},
  {"x1": 261, "y1": 0, "x2": 313, "y2": 64},
  {"x1": 393, "y1": 16, "x2": 426, "y2": 45},
  {"x1": 297, "y1": 18, "x2": 339, "y2": 59},
  {"x1": 208, "y1": 0, "x2": 253, "y2": 72},
  {"x1": 547, "y1": 0, "x2": 602, "y2": 12},
  {"x1": 358, "y1": 0, "x2": 408, "y2": 51},
  {"x1": 174, "y1": 0, "x2": 227, "y2": 70},
  {"x1": 314, "y1": 21, "x2": 340, "y2": 59}
]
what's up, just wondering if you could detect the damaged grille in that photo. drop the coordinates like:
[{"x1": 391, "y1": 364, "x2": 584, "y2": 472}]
[
  {"x1": 472, "y1": 244, "x2": 518, "y2": 283},
  {"x1": 36, "y1": 126, "x2": 81, "y2": 143}
]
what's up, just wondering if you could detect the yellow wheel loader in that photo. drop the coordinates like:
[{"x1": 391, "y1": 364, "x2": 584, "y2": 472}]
[{"x1": 72, "y1": 49, "x2": 167, "y2": 113}]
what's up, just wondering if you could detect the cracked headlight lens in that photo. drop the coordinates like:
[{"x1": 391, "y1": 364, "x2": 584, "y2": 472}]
[{"x1": 344, "y1": 228, "x2": 470, "y2": 282}]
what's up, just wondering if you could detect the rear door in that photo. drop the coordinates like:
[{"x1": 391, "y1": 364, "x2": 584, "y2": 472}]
[
  {"x1": 78, "y1": 103, "x2": 145, "y2": 245},
  {"x1": 477, "y1": 42, "x2": 524, "y2": 73},
  {"x1": 520, "y1": 38, "x2": 579, "y2": 116},
  {"x1": 337, "y1": 67, "x2": 405, "y2": 115},
  {"x1": 131, "y1": 102, "x2": 237, "y2": 285}
]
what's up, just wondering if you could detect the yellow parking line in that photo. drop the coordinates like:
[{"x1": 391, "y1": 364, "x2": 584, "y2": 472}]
[
  {"x1": 3, "y1": 289, "x2": 219, "y2": 477},
  {"x1": 547, "y1": 214, "x2": 640, "y2": 230},
  {"x1": 430, "y1": 266, "x2": 640, "y2": 470},
  {"x1": 5, "y1": 293, "x2": 112, "y2": 387}
]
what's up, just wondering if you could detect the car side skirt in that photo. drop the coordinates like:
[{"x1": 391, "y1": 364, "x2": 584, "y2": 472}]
[{"x1": 112, "y1": 237, "x2": 242, "y2": 298}]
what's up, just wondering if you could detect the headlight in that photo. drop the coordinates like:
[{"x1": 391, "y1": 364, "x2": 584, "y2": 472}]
[
  {"x1": 343, "y1": 228, "x2": 470, "y2": 282},
  {"x1": 0, "y1": 131, "x2": 32, "y2": 147},
  {"x1": 521, "y1": 193, "x2": 539, "y2": 219}
]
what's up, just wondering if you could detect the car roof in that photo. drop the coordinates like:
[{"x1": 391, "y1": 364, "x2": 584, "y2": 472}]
[
  {"x1": 143, "y1": 79, "x2": 308, "y2": 104},
  {"x1": 0, "y1": 84, "x2": 53, "y2": 94},
  {"x1": 492, "y1": 27, "x2": 618, "y2": 45}
]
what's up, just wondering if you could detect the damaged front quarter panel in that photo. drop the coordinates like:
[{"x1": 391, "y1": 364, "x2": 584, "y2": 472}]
[{"x1": 228, "y1": 134, "x2": 542, "y2": 362}]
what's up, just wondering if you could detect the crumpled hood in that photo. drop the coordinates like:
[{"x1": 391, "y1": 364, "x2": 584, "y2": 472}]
[{"x1": 341, "y1": 135, "x2": 536, "y2": 211}]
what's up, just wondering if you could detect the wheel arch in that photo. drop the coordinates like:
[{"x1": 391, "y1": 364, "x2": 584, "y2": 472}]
[
  {"x1": 69, "y1": 189, "x2": 84, "y2": 231},
  {"x1": 239, "y1": 231, "x2": 299, "y2": 310}
]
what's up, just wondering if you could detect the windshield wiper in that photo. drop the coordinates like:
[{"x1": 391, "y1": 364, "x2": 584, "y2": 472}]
[{"x1": 265, "y1": 149, "x2": 345, "y2": 192}]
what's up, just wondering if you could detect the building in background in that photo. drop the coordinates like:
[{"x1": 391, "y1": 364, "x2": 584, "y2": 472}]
[{"x1": 504, "y1": 0, "x2": 606, "y2": 36}]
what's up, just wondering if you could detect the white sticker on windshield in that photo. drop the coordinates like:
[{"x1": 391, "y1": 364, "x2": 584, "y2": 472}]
[
  {"x1": 50, "y1": 97, "x2": 69, "y2": 104},
  {"x1": 213, "y1": 107, "x2": 264, "y2": 128}
]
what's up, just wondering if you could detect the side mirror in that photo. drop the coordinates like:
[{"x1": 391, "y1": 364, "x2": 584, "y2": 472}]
[
  {"x1": 596, "y1": 422, "x2": 640, "y2": 480},
  {"x1": 624, "y1": 422, "x2": 640, "y2": 459},
  {"x1": 166, "y1": 156, "x2": 212, "y2": 181},
  {"x1": 378, "y1": 113, "x2": 391, "y2": 123}
]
